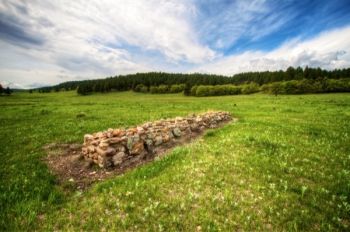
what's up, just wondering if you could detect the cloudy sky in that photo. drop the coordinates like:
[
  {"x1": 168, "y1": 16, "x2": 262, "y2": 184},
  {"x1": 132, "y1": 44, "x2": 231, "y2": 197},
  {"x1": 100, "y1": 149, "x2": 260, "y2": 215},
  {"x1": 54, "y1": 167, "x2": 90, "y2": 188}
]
[{"x1": 1, "y1": 0, "x2": 350, "y2": 89}]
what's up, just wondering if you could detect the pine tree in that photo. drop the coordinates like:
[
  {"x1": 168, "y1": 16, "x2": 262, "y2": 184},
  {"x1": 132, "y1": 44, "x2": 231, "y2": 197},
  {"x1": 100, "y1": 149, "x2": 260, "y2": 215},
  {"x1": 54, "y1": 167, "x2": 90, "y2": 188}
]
[{"x1": 4, "y1": 87, "x2": 11, "y2": 95}]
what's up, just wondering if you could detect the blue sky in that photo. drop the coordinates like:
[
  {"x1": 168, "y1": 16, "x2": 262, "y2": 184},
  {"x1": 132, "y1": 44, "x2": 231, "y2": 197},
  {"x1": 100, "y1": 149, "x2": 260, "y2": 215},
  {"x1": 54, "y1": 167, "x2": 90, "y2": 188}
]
[{"x1": 0, "y1": 0, "x2": 350, "y2": 88}]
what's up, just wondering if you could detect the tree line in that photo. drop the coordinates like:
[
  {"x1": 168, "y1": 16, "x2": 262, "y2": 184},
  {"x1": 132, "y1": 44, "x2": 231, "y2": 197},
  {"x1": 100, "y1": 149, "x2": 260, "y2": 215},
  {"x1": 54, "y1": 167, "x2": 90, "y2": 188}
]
[
  {"x1": 32, "y1": 66, "x2": 350, "y2": 95},
  {"x1": 261, "y1": 78, "x2": 350, "y2": 95},
  {"x1": 0, "y1": 84, "x2": 12, "y2": 96},
  {"x1": 184, "y1": 78, "x2": 349, "y2": 97}
]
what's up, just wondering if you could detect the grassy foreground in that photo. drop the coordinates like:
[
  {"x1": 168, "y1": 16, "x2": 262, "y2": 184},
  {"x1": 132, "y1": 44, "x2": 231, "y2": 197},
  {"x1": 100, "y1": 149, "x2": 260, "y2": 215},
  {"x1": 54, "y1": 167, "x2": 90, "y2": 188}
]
[{"x1": 0, "y1": 91, "x2": 349, "y2": 231}]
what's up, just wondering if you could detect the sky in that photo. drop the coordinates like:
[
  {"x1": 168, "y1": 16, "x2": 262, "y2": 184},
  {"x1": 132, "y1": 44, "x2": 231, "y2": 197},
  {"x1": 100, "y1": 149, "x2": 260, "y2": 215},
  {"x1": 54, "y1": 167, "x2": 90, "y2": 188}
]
[{"x1": 0, "y1": 0, "x2": 350, "y2": 89}]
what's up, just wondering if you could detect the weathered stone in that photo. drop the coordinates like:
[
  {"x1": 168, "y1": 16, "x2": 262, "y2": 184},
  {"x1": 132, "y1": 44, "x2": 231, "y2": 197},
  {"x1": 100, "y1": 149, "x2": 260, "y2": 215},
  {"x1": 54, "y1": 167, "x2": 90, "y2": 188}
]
[
  {"x1": 112, "y1": 129, "x2": 126, "y2": 137},
  {"x1": 90, "y1": 140, "x2": 99, "y2": 146},
  {"x1": 142, "y1": 122, "x2": 152, "y2": 129},
  {"x1": 106, "y1": 132, "x2": 113, "y2": 138},
  {"x1": 137, "y1": 126, "x2": 145, "y2": 134},
  {"x1": 175, "y1": 116, "x2": 183, "y2": 121},
  {"x1": 127, "y1": 128, "x2": 137, "y2": 135},
  {"x1": 145, "y1": 139, "x2": 153, "y2": 151},
  {"x1": 84, "y1": 134, "x2": 94, "y2": 143},
  {"x1": 127, "y1": 135, "x2": 140, "y2": 150},
  {"x1": 154, "y1": 136, "x2": 163, "y2": 146},
  {"x1": 172, "y1": 127, "x2": 182, "y2": 137},
  {"x1": 112, "y1": 152, "x2": 126, "y2": 166},
  {"x1": 109, "y1": 137, "x2": 125, "y2": 144},
  {"x1": 87, "y1": 145, "x2": 95, "y2": 153},
  {"x1": 190, "y1": 123, "x2": 199, "y2": 131},
  {"x1": 105, "y1": 147, "x2": 117, "y2": 156},
  {"x1": 95, "y1": 147, "x2": 103, "y2": 155},
  {"x1": 98, "y1": 156, "x2": 112, "y2": 168},
  {"x1": 99, "y1": 142, "x2": 109, "y2": 150},
  {"x1": 168, "y1": 131, "x2": 174, "y2": 139},
  {"x1": 162, "y1": 134, "x2": 171, "y2": 143},
  {"x1": 179, "y1": 125, "x2": 189, "y2": 131},
  {"x1": 95, "y1": 132, "x2": 104, "y2": 138},
  {"x1": 96, "y1": 147, "x2": 111, "y2": 156},
  {"x1": 155, "y1": 121, "x2": 163, "y2": 126},
  {"x1": 130, "y1": 141, "x2": 145, "y2": 155},
  {"x1": 209, "y1": 123, "x2": 217, "y2": 129}
]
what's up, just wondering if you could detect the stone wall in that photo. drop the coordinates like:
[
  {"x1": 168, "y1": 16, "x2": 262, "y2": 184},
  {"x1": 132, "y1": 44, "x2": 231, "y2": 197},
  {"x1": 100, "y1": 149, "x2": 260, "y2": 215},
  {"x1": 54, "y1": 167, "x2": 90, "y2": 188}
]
[{"x1": 82, "y1": 111, "x2": 231, "y2": 168}]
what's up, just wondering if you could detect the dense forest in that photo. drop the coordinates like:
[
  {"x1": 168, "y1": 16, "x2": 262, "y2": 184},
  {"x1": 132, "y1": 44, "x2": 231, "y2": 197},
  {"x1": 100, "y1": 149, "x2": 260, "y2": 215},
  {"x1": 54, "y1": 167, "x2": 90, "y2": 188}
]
[{"x1": 34, "y1": 66, "x2": 350, "y2": 95}]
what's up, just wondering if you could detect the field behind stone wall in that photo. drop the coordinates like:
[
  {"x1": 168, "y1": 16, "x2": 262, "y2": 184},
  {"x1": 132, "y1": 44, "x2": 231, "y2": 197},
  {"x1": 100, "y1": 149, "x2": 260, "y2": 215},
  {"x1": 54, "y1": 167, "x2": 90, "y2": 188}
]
[{"x1": 0, "y1": 91, "x2": 350, "y2": 231}]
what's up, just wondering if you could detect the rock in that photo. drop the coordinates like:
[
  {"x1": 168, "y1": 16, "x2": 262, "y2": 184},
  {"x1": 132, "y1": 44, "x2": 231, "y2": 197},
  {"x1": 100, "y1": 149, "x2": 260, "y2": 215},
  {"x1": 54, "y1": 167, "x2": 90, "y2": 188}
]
[
  {"x1": 162, "y1": 134, "x2": 170, "y2": 143},
  {"x1": 168, "y1": 131, "x2": 174, "y2": 139},
  {"x1": 209, "y1": 123, "x2": 217, "y2": 128},
  {"x1": 105, "y1": 147, "x2": 116, "y2": 156},
  {"x1": 112, "y1": 152, "x2": 126, "y2": 166},
  {"x1": 90, "y1": 140, "x2": 99, "y2": 146},
  {"x1": 154, "y1": 136, "x2": 163, "y2": 146},
  {"x1": 190, "y1": 123, "x2": 199, "y2": 131},
  {"x1": 84, "y1": 134, "x2": 94, "y2": 143},
  {"x1": 112, "y1": 129, "x2": 125, "y2": 137},
  {"x1": 106, "y1": 132, "x2": 113, "y2": 138},
  {"x1": 96, "y1": 147, "x2": 117, "y2": 156},
  {"x1": 127, "y1": 135, "x2": 140, "y2": 150},
  {"x1": 130, "y1": 141, "x2": 145, "y2": 155},
  {"x1": 94, "y1": 132, "x2": 104, "y2": 139},
  {"x1": 109, "y1": 137, "x2": 125, "y2": 144},
  {"x1": 113, "y1": 144, "x2": 126, "y2": 153},
  {"x1": 172, "y1": 128, "x2": 182, "y2": 137},
  {"x1": 96, "y1": 147, "x2": 109, "y2": 156},
  {"x1": 127, "y1": 128, "x2": 138, "y2": 135},
  {"x1": 98, "y1": 155, "x2": 112, "y2": 168},
  {"x1": 175, "y1": 116, "x2": 183, "y2": 121},
  {"x1": 137, "y1": 126, "x2": 145, "y2": 134},
  {"x1": 155, "y1": 121, "x2": 163, "y2": 126},
  {"x1": 146, "y1": 133, "x2": 154, "y2": 139},
  {"x1": 99, "y1": 142, "x2": 109, "y2": 150},
  {"x1": 145, "y1": 139, "x2": 153, "y2": 151},
  {"x1": 142, "y1": 122, "x2": 152, "y2": 129}
]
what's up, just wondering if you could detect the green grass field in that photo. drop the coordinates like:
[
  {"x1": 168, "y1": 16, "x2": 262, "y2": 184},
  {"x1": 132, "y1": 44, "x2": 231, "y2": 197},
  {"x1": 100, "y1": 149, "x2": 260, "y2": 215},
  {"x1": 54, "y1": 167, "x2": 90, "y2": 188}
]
[{"x1": 1, "y1": 91, "x2": 349, "y2": 231}]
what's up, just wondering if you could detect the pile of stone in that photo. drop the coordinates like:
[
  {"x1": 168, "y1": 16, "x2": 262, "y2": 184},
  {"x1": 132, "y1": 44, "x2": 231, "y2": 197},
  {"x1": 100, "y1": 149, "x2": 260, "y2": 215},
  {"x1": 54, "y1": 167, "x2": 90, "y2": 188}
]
[{"x1": 82, "y1": 111, "x2": 231, "y2": 168}]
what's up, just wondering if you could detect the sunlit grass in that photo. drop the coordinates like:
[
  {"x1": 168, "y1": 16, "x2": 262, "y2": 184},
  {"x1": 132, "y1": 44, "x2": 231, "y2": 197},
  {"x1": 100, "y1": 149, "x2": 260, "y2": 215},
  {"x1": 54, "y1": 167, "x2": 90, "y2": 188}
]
[{"x1": 0, "y1": 91, "x2": 349, "y2": 231}]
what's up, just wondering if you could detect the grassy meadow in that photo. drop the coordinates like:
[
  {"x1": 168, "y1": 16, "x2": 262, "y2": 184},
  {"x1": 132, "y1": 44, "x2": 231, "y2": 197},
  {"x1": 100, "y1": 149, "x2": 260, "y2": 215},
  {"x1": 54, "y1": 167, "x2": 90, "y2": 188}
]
[{"x1": 0, "y1": 91, "x2": 349, "y2": 231}]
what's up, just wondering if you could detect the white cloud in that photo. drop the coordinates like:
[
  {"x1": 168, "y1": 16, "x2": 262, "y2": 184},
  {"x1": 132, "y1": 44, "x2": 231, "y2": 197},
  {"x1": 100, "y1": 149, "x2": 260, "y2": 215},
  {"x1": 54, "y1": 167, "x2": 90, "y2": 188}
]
[
  {"x1": 192, "y1": 26, "x2": 350, "y2": 75},
  {"x1": 0, "y1": 0, "x2": 215, "y2": 88},
  {"x1": 0, "y1": 1, "x2": 349, "y2": 89}
]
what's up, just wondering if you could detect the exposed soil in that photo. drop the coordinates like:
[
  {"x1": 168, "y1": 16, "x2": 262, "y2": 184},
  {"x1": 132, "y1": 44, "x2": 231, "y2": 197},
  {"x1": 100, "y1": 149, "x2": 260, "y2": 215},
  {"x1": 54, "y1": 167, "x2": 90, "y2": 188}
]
[{"x1": 43, "y1": 118, "x2": 236, "y2": 190}]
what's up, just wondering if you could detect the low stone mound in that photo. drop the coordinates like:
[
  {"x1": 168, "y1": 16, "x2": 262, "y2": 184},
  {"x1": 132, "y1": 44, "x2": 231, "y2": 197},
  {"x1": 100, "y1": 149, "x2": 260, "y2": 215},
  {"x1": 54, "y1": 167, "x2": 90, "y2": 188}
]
[{"x1": 82, "y1": 111, "x2": 231, "y2": 168}]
